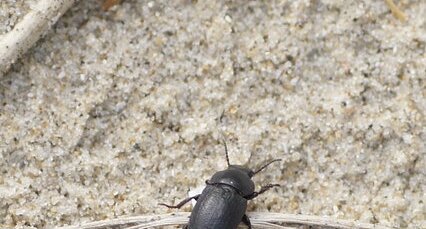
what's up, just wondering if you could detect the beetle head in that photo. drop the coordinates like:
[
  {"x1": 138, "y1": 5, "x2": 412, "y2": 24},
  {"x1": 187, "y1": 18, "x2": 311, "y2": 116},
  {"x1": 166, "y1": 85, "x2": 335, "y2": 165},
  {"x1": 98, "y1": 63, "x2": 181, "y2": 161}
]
[
  {"x1": 228, "y1": 164, "x2": 255, "y2": 177},
  {"x1": 207, "y1": 140, "x2": 281, "y2": 196},
  {"x1": 222, "y1": 140, "x2": 281, "y2": 178}
]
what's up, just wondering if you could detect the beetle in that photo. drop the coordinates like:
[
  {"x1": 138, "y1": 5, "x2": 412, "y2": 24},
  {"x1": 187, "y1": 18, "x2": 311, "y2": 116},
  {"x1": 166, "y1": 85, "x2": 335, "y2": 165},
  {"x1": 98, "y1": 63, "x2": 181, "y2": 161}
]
[{"x1": 160, "y1": 141, "x2": 281, "y2": 229}]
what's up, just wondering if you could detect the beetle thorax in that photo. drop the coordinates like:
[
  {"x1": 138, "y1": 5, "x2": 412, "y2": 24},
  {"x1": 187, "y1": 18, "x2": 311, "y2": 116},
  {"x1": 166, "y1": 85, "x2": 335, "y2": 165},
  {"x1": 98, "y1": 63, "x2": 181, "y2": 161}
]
[{"x1": 209, "y1": 166, "x2": 255, "y2": 196}]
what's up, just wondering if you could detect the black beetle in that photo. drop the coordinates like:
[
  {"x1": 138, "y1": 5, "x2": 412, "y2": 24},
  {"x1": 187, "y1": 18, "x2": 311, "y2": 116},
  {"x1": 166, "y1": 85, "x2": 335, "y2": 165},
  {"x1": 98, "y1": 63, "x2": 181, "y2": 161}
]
[{"x1": 160, "y1": 141, "x2": 281, "y2": 229}]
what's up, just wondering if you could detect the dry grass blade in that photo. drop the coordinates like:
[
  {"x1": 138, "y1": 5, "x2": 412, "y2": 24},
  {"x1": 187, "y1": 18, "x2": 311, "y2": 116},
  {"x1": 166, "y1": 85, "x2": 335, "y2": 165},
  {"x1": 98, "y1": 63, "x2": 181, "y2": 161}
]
[
  {"x1": 0, "y1": 0, "x2": 77, "y2": 75},
  {"x1": 125, "y1": 215, "x2": 294, "y2": 229},
  {"x1": 384, "y1": 0, "x2": 407, "y2": 21},
  {"x1": 57, "y1": 212, "x2": 394, "y2": 229},
  {"x1": 57, "y1": 213, "x2": 180, "y2": 229},
  {"x1": 248, "y1": 212, "x2": 394, "y2": 229}
]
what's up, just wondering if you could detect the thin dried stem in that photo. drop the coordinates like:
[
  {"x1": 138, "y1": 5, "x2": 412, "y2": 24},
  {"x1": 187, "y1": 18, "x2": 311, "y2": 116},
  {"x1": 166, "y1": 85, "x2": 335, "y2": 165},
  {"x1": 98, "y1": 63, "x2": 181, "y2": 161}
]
[
  {"x1": 384, "y1": 0, "x2": 407, "y2": 21},
  {"x1": 57, "y1": 212, "x2": 394, "y2": 229},
  {"x1": 0, "y1": 0, "x2": 77, "y2": 76}
]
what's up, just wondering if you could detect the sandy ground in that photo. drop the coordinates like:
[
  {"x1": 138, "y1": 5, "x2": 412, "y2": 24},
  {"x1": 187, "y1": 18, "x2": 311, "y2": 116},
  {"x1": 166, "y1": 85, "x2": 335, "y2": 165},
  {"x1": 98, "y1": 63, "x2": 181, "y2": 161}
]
[{"x1": 0, "y1": 1, "x2": 425, "y2": 228}]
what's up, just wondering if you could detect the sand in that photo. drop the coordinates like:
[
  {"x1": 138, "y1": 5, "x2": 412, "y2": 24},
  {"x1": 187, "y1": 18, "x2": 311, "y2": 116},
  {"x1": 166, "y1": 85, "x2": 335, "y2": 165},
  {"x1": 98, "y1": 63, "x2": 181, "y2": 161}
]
[{"x1": 0, "y1": 1, "x2": 425, "y2": 228}]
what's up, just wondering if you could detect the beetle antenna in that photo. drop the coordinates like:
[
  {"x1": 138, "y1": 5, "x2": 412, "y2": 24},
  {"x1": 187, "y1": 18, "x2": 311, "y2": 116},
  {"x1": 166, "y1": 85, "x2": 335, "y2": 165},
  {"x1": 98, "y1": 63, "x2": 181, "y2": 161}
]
[
  {"x1": 222, "y1": 139, "x2": 231, "y2": 166},
  {"x1": 252, "y1": 159, "x2": 281, "y2": 176}
]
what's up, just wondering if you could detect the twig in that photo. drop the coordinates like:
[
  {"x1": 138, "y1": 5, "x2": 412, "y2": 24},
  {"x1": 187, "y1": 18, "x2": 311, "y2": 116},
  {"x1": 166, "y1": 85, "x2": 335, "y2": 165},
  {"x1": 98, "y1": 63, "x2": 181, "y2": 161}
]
[
  {"x1": 0, "y1": 0, "x2": 77, "y2": 76},
  {"x1": 56, "y1": 212, "x2": 394, "y2": 229}
]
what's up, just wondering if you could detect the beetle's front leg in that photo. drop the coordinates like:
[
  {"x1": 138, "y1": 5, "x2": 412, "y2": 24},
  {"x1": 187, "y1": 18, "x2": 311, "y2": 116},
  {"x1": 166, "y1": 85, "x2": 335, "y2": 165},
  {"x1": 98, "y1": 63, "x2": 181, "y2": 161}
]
[
  {"x1": 242, "y1": 214, "x2": 252, "y2": 229},
  {"x1": 244, "y1": 184, "x2": 280, "y2": 200},
  {"x1": 159, "y1": 194, "x2": 200, "y2": 209}
]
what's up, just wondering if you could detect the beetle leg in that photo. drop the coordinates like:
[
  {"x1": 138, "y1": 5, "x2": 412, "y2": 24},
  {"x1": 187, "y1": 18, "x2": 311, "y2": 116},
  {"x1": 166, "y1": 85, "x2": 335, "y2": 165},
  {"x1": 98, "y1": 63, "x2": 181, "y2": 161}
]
[
  {"x1": 244, "y1": 184, "x2": 280, "y2": 200},
  {"x1": 158, "y1": 194, "x2": 200, "y2": 209},
  {"x1": 242, "y1": 214, "x2": 252, "y2": 229}
]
